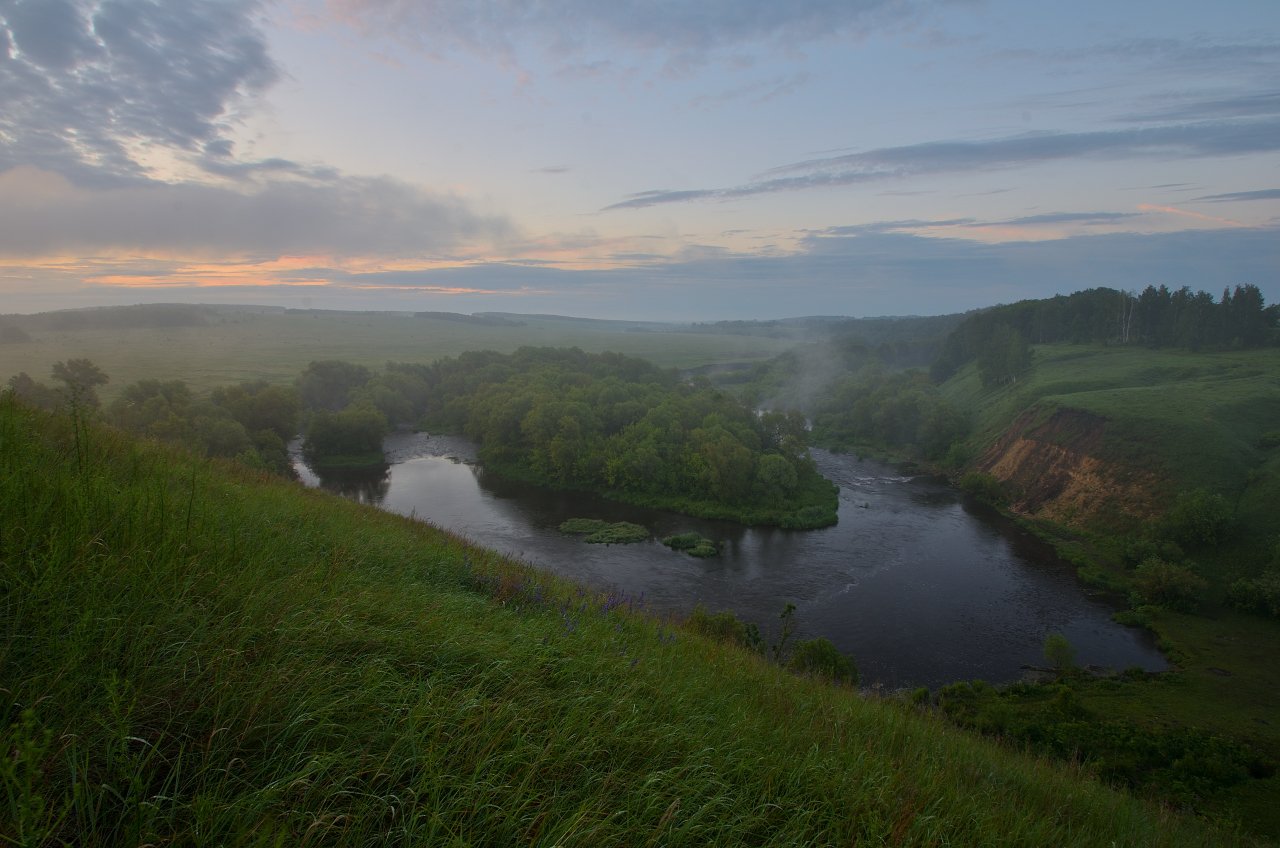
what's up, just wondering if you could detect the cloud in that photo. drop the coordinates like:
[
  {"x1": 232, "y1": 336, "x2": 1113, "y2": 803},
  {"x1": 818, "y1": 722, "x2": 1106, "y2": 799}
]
[
  {"x1": 0, "y1": 0, "x2": 278, "y2": 184},
  {"x1": 9, "y1": 222, "x2": 1277, "y2": 320},
  {"x1": 0, "y1": 1, "x2": 513, "y2": 261},
  {"x1": 605, "y1": 118, "x2": 1280, "y2": 209},
  {"x1": 325, "y1": 0, "x2": 950, "y2": 68},
  {"x1": 998, "y1": 212, "x2": 1141, "y2": 226},
  {"x1": 1195, "y1": 188, "x2": 1280, "y2": 203},
  {"x1": 0, "y1": 166, "x2": 512, "y2": 259},
  {"x1": 1117, "y1": 91, "x2": 1280, "y2": 123}
]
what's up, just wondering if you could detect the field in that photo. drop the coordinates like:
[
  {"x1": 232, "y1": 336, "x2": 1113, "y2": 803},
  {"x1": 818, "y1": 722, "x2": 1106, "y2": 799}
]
[
  {"x1": 0, "y1": 395, "x2": 1246, "y2": 846},
  {"x1": 0, "y1": 306, "x2": 798, "y2": 401}
]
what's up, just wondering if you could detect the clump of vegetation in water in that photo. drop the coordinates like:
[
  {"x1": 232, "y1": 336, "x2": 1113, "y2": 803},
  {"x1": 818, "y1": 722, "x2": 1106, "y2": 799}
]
[
  {"x1": 559, "y1": 518, "x2": 648, "y2": 544},
  {"x1": 663, "y1": 532, "x2": 719, "y2": 558}
]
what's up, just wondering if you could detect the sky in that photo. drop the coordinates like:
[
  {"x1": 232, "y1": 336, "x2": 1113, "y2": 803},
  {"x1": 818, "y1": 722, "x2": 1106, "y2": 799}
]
[{"x1": 1, "y1": 0, "x2": 1277, "y2": 320}]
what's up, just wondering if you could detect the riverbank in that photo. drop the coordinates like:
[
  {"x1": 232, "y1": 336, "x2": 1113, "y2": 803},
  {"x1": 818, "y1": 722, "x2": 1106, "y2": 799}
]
[
  {"x1": 298, "y1": 434, "x2": 1167, "y2": 690},
  {"x1": 0, "y1": 395, "x2": 1241, "y2": 846}
]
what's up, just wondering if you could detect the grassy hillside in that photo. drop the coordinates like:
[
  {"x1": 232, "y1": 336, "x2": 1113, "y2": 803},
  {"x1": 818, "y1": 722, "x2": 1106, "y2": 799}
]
[
  {"x1": 942, "y1": 345, "x2": 1280, "y2": 546},
  {"x1": 935, "y1": 344, "x2": 1280, "y2": 837},
  {"x1": 0, "y1": 396, "x2": 1246, "y2": 846},
  {"x1": 0, "y1": 306, "x2": 798, "y2": 401}
]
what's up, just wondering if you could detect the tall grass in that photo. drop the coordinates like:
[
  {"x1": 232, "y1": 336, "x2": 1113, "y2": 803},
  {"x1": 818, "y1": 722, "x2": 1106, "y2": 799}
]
[{"x1": 0, "y1": 396, "x2": 1247, "y2": 845}]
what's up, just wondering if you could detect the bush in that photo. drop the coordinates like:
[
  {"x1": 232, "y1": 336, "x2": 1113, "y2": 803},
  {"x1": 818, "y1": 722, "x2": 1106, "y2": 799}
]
[
  {"x1": 663, "y1": 532, "x2": 720, "y2": 557},
  {"x1": 1131, "y1": 557, "x2": 1209, "y2": 612},
  {"x1": 958, "y1": 472, "x2": 1007, "y2": 505},
  {"x1": 1226, "y1": 572, "x2": 1280, "y2": 619},
  {"x1": 560, "y1": 518, "x2": 648, "y2": 544},
  {"x1": 787, "y1": 638, "x2": 858, "y2": 685},
  {"x1": 1043, "y1": 633, "x2": 1076, "y2": 672},
  {"x1": 559, "y1": 518, "x2": 609, "y2": 535},
  {"x1": 1162, "y1": 489, "x2": 1233, "y2": 548},
  {"x1": 687, "y1": 605, "x2": 756, "y2": 650}
]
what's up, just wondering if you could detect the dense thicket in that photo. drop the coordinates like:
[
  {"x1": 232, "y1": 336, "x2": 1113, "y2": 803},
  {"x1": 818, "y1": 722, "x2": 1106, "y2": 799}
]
[
  {"x1": 809, "y1": 367, "x2": 969, "y2": 462},
  {"x1": 5, "y1": 362, "x2": 300, "y2": 474},
  {"x1": 415, "y1": 347, "x2": 837, "y2": 527},
  {"x1": 933, "y1": 285, "x2": 1278, "y2": 380}
]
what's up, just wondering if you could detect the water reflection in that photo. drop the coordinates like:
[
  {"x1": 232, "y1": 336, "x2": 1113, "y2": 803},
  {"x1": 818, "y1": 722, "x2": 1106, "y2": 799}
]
[
  {"x1": 295, "y1": 433, "x2": 1167, "y2": 689},
  {"x1": 305, "y1": 463, "x2": 391, "y2": 504}
]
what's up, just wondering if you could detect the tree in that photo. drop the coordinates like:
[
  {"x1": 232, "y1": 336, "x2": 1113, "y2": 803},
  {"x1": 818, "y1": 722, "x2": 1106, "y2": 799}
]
[
  {"x1": 303, "y1": 406, "x2": 387, "y2": 463},
  {"x1": 977, "y1": 326, "x2": 1031, "y2": 387},
  {"x1": 6, "y1": 373, "x2": 59, "y2": 410},
  {"x1": 296, "y1": 360, "x2": 372, "y2": 412},
  {"x1": 51, "y1": 358, "x2": 109, "y2": 409},
  {"x1": 1163, "y1": 489, "x2": 1233, "y2": 548},
  {"x1": 211, "y1": 381, "x2": 301, "y2": 442}
]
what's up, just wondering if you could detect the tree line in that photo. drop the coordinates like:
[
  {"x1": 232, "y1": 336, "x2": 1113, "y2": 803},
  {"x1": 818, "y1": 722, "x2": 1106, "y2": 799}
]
[
  {"x1": 933, "y1": 285, "x2": 1278, "y2": 382},
  {"x1": 7, "y1": 360, "x2": 300, "y2": 474},
  {"x1": 6, "y1": 347, "x2": 839, "y2": 528}
]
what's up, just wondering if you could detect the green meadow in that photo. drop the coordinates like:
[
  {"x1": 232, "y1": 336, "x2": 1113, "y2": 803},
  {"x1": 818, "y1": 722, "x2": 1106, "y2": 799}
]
[
  {"x1": 0, "y1": 396, "x2": 1249, "y2": 846},
  {"x1": 0, "y1": 306, "x2": 797, "y2": 402}
]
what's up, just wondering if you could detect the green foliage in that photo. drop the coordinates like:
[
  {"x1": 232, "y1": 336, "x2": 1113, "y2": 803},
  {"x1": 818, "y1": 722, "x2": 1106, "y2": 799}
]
[
  {"x1": 419, "y1": 347, "x2": 837, "y2": 527},
  {"x1": 559, "y1": 519, "x2": 649, "y2": 544},
  {"x1": 809, "y1": 366, "x2": 968, "y2": 460},
  {"x1": 787, "y1": 638, "x2": 858, "y2": 685},
  {"x1": 957, "y1": 471, "x2": 1007, "y2": 505},
  {"x1": 686, "y1": 605, "x2": 761, "y2": 652},
  {"x1": 927, "y1": 679, "x2": 1272, "y2": 808},
  {"x1": 51, "y1": 357, "x2": 109, "y2": 408},
  {"x1": 1162, "y1": 489, "x2": 1234, "y2": 548},
  {"x1": 662, "y1": 532, "x2": 719, "y2": 557},
  {"x1": 977, "y1": 325, "x2": 1033, "y2": 387},
  {"x1": 0, "y1": 397, "x2": 1249, "y2": 846},
  {"x1": 1227, "y1": 571, "x2": 1280, "y2": 619},
  {"x1": 1131, "y1": 557, "x2": 1209, "y2": 612},
  {"x1": 932, "y1": 284, "x2": 1278, "y2": 380},
  {"x1": 6, "y1": 371, "x2": 61, "y2": 410},
  {"x1": 1042, "y1": 633, "x2": 1076, "y2": 672},
  {"x1": 559, "y1": 518, "x2": 610, "y2": 535},
  {"x1": 296, "y1": 359, "x2": 373, "y2": 412},
  {"x1": 210, "y1": 380, "x2": 301, "y2": 444},
  {"x1": 303, "y1": 405, "x2": 387, "y2": 464}
]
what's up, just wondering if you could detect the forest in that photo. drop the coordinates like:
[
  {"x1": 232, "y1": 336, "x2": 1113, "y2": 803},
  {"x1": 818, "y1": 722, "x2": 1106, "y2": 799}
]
[
  {"x1": 6, "y1": 346, "x2": 838, "y2": 529},
  {"x1": 933, "y1": 284, "x2": 1278, "y2": 382}
]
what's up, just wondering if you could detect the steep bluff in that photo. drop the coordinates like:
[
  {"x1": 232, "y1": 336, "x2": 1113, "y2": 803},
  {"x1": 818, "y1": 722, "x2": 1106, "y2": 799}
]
[{"x1": 977, "y1": 406, "x2": 1163, "y2": 530}]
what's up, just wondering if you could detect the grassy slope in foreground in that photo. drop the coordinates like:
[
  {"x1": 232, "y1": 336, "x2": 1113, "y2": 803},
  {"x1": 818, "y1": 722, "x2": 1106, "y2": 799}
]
[{"x1": 0, "y1": 398, "x2": 1245, "y2": 847}]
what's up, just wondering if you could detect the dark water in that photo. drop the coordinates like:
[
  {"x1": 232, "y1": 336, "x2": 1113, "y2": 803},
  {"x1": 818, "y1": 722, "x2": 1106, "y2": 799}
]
[{"x1": 295, "y1": 432, "x2": 1167, "y2": 689}]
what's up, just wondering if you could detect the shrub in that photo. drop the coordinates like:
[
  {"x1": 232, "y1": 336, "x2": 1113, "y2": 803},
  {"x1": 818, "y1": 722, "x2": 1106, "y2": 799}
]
[
  {"x1": 1131, "y1": 557, "x2": 1209, "y2": 612},
  {"x1": 663, "y1": 532, "x2": 720, "y2": 557},
  {"x1": 696, "y1": 604, "x2": 752, "y2": 650},
  {"x1": 787, "y1": 638, "x2": 858, "y2": 685},
  {"x1": 1043, "y1": 633, "x2": 1076, "y2": 672},
  {"x1": 560, "y1": 518, "x2": 610, "y2": 535},
  {"x1": 560, "y1": 518, "x2": 649, "y2": 544},
  {"x1": 958, "y1": 472, "x2": 1007, "y2": 505},
  {"x1": 1226, "y1": 572, "x2": 1280, "y2": 619},
  {"x1": 1162, "y1": 489, "x2": 1234, "y2": 548}
]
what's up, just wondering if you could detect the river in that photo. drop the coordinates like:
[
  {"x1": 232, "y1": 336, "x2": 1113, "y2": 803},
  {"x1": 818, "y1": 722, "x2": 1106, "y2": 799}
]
[{"x1": 294, "y1": 431, "x2": 1167, "y2": 689}]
